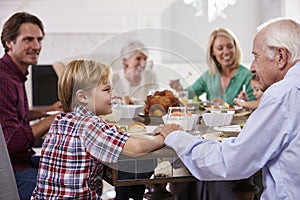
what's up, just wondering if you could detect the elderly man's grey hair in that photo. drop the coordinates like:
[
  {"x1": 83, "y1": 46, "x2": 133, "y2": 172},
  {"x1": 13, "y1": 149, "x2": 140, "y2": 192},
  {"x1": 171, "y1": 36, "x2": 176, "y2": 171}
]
[
  {"x1": 120, "y1": 40, "x2": 148, "y2": 59},
  {"x1": 258, "y1": 18, "x2": 300, "y2": 64}
]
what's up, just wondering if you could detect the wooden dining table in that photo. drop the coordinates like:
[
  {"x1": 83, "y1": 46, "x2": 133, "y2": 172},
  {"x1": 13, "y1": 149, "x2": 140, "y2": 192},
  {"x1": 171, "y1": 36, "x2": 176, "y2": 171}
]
[{"x1": 103, "y1": 111, "x2": 261, "y2": 200}]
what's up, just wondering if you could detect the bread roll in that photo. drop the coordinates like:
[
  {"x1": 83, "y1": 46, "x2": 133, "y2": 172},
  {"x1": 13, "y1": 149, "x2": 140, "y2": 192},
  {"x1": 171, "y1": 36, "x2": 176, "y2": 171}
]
[{"x1": 127, "y1": 122, "x2": 147, "y2": 133}]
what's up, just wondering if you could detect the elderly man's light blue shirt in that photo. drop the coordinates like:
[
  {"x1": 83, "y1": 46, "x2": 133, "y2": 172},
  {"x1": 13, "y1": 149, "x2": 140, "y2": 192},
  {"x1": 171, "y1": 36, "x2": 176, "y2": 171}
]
[{"x1": 165, "y1": 62, "x2": 300, "y2": 200}]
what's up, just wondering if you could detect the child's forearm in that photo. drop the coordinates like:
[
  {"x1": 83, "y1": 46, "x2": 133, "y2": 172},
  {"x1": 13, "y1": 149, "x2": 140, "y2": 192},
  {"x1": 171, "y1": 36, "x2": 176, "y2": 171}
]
[
  {"x1": 122, "y1": 134, "x2": 164, "y2": 156},
  {"x1": 241, "y1": 101, "x2": 259, "y2": 110}
]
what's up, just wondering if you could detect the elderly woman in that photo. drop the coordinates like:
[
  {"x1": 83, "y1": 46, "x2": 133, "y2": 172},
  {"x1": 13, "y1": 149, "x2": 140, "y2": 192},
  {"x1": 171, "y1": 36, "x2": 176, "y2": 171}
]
[
  {"x1": 170, "y1": 28, "x2": 255, "y2": 105},
  {"x1": 112, "y1": 40, "x2": 157, "y2": 104},
  {"x1": 113, "y1": 40, "x2": 157, "y2": 200}
]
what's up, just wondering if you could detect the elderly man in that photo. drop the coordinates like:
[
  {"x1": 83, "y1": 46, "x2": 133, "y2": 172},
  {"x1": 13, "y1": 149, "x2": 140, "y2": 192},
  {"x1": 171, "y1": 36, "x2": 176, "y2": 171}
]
[
  {"x1": 0, "y1": 12, "x2": 61, "y2": 199},
  {"x1": 159, "y1": 18, "x2": 300, "y2": 199}
]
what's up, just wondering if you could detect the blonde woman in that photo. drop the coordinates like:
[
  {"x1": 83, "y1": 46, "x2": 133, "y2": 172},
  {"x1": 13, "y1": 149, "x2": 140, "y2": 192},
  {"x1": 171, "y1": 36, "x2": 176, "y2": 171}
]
[
  {"x1": 170, "y1": 28, "x2": 255, "y2": 105},
  {"x1": 169, "y1": 28, "x2": 256, "y2": 200}
]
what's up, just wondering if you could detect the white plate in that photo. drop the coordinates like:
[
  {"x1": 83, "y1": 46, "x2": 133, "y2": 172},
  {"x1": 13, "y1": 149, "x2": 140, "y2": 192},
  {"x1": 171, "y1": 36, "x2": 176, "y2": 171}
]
[
  {"x1": 234, "y1": 111, "x2": 251, "y2": 117},
  {"x1": 128, "y1": 125, "x2": 157, "y2": 135},
  {"x1": 204, "y1": 105, "x2": 242, "y2": 111},
  {"x1": 202, "y1": 133, "x2": 223, "y2": 141},
  {"x1": 213, "y1": 125, "x2": 241, "y2": 132},
  {"x1": 46, "y1": 111, "x2": 60, "y2": 115}
]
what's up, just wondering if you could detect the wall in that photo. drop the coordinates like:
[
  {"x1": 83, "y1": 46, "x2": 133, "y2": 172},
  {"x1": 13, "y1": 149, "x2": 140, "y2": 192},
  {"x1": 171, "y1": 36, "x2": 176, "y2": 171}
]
[
  {"x1": 162, "y1": 0, "x2": 261, "y2": 65},
  {"x1": 0, "y1": 0, "x2": 288, "y2": 106}
]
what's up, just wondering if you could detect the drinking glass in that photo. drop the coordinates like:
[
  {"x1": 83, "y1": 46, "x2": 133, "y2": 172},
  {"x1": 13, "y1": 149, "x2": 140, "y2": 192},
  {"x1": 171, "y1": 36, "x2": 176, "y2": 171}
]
[
  {"x1": 111, "y1": 99, "x2": 122, "y2": 122},
  {"x1": 178, "y1": 91, "x2": 189, "y2": 106},
  {"x1": 165, "y1": 107, "x2": 188, "y2": 130}
]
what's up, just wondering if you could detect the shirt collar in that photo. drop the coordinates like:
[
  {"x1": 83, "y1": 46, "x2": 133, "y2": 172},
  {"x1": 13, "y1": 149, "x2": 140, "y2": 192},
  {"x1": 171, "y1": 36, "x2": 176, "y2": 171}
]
[
  {"x1": 2, "y1": 53, "x2": 28, "y2": 82},
  {"x1": 74, "y1": 106, "x2": 96, "y2": 117},
  {"x1": 285, "y1": 61, "x2": 300, "y2": 78}
]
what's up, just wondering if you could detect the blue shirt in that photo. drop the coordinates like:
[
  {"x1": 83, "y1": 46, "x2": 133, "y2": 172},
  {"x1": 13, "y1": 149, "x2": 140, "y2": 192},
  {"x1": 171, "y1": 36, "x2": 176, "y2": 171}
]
[{"x1": 165, "y1": 62, "x2": 300, "y2": 200}]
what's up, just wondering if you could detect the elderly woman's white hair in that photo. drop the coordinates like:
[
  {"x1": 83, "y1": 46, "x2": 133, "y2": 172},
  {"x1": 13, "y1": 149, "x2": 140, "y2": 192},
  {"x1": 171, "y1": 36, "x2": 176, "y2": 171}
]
[{"x1": 120, "y1": 40, "x2": 149, "y2": 59}]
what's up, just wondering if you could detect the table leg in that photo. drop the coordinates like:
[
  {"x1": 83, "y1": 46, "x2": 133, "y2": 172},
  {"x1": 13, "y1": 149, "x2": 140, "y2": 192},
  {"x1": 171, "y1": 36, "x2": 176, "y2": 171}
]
[
  {"x1": 232, "y1": 177, "x2": 259, "y2": 200},
  {"x1": 144, "y1": 183, "x2": 173, "y2": 200}
]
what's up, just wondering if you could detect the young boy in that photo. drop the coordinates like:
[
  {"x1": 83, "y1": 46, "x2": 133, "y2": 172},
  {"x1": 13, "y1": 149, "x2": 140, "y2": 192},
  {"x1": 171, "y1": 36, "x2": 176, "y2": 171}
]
[
  {"x1": 31, "y1": 60, "x2": 167, "y2": 199},
  {"x1": 234, "y1": 75, "x2": 263, "y2": 110}
]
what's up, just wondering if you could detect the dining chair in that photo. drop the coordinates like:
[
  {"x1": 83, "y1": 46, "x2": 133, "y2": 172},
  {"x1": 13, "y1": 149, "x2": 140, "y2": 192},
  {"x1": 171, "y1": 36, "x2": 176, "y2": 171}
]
[{"x1": 0, "y1": 124, "x2": 20, "y2": 200}]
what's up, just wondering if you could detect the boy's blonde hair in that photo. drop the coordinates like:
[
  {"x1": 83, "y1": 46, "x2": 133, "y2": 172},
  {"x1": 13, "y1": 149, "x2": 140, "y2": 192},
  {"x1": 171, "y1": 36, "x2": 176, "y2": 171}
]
[
  {"x1": 58, "y1": 59, "x2": 111, "y2": 112},
  {"x1": 206, "y1": 28, "x2": 242, "y2": 75}
]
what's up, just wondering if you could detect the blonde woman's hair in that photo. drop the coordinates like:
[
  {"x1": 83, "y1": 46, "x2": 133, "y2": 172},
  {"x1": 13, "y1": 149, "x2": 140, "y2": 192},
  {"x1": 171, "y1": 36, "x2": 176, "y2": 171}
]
[
  {"x1": 58, "y1": 59, "x2": 111, "y2": 112},
  {"x1": 206, "y1": 28, "x2": 242, "y2": 75}
]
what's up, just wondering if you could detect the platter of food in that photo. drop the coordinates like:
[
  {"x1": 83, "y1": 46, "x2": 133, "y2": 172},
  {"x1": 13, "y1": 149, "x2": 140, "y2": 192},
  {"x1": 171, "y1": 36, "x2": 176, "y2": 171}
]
[
  {"x1": 213, "y1": 125, "x2": 241, "y2": 137},
  {"x1": 234, "y1": 110, "x2": 251, "y2": 117},
  {"x1": 204, "y1": 104, "x2": 242, "y2": 111},
  {"x1": 202, "y1": 133, "x2": 224, "y2": 141}
]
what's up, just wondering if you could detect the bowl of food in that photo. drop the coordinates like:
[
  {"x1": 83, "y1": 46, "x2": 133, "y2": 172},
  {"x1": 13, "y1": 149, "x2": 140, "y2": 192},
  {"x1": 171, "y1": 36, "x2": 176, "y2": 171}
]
[
  {"x1": 162, "y1": 112, "x2": 200, "y2": 131},
  {"x1": 202, "y1": 111, "x2": 235, "y2": 127}
]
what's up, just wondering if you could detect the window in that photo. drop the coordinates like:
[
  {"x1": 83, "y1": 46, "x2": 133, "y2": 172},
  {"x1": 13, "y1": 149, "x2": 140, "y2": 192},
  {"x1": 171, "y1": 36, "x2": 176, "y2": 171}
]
[{"x1": 31, "y1": 65, "x2": 59, "y2": 106}]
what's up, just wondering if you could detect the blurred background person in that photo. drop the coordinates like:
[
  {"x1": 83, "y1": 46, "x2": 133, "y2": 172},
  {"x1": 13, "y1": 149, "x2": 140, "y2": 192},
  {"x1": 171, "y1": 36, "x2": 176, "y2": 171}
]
[
  {"x1": 170, "y1": 28, "x2": 255, "y2": 106},
  {"x1": 113, "y1": 40, "x2": 157, "y2": 199},
  {"x1": 234, "y1": 74, "x2": 263, "y2": 110},
  {"x1": 112, "y1": 40, "x2": 157, "y2": 104}
]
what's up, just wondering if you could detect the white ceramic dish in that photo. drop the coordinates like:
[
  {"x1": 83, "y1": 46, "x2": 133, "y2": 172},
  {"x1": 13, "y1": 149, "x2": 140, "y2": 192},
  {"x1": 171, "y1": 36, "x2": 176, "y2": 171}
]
[
  {"x1": 128, "y1": 125, "x2": 157, "y2": 135},
  {"x1": 202, "y1": 111, "x2": 235, "y2": 127},
  {"x1": 162, "y1": 114, "x2": 199, "y2": 130},
  {"x1": 204, "y1": 105, "x2": 242, "y2": 112},
  {"x1": 202, "y1": 133, "x2": 223, "y2": 141},
  {"x1": 46, "y1": 111, "x2": 60, "y2": 115},
  {"x1": 213, "y1": 125, "x2": 241, "y2": 132},
  {"x1": 119, "y1": 105, "x2": 144, "y2": 118}
]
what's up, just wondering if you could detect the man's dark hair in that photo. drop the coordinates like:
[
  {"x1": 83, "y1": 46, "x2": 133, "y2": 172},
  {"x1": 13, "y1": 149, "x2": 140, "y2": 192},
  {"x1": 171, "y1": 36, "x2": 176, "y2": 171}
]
[{"x1": 1, "y1": 12, "x2": 44, "y2": 53}]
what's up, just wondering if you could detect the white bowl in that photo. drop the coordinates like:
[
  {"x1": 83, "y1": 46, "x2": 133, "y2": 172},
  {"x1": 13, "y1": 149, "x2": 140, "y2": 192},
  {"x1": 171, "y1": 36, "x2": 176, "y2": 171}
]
[
  {"x1": 119, "y1": 105, "x2": 144, "y2": 118},
  {"x1": 202, "y1": 111, "x2": 235, "y2": 127},
  {"x1": 162, "y1": 114, "x2": 199, "y2": 130}
]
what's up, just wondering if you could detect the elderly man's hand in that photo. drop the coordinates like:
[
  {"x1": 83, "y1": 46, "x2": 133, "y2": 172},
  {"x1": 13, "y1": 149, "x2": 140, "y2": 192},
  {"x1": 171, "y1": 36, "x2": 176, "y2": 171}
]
[{"x1": 160, "y1": 124, "x2": 183, "y2": 139}]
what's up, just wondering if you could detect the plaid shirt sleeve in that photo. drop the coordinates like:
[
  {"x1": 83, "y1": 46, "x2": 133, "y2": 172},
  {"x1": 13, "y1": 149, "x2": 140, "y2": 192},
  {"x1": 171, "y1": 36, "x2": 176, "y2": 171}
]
[{"x1": 84, "y1": 116, "x2": 129, "y2": 163}]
